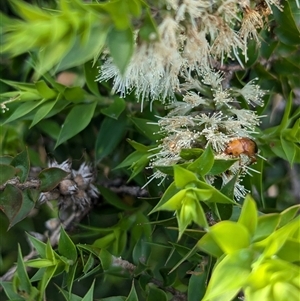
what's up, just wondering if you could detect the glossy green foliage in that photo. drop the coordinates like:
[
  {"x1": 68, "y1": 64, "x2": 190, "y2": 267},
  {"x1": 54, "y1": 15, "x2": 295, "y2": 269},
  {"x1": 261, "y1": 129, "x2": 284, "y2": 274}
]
[
  {"x1": 149, "y1": 148, "x2": 236, "y2": 239},
  {"x1": 198, "y1": 196, "x2": 300, "y2": 301},
  {"x1": 0, "y1": 0, "x2": 299, "y2": 301}
]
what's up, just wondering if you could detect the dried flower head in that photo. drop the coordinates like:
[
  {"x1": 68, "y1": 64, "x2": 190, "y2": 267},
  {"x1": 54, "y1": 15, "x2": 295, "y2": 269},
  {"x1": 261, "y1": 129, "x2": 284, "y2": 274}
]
[{"x1": 38, "y1": 160, "x2": 99, "y2": 217}]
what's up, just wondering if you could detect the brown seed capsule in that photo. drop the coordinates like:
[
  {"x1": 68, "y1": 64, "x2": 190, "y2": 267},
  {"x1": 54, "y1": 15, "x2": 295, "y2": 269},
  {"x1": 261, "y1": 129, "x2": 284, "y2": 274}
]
[{"x1": 225, "y1": 138, "x2": 258, "y2": 162}]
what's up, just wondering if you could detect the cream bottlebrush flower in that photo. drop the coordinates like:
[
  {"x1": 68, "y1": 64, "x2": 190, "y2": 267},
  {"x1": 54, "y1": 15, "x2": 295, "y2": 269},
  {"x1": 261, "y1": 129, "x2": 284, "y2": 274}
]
[
  {"x1": 230, "y1": 108, "x2": 262, "y2": 131},
  {"x1": 221, "y1": 118, "x2": 252, "y2": 137},
  {"x1": 166, "y1": 91, "x2": 207, "y2": 116},
  {"x1": 156, "y1": 115, "x2": 196, "y2": 132},
  {"x1": 174, "y1": 0, "x2": 211, "y2": 26},
  {"x1": 238, "y1": 78, "x2": 266, "y2": 106},
  {"x1": 182, "y1": 28, "x2": 211, "y2": 72},
  {"x1": 200, "y1": 68, "x2": 224, "y2": 89},
  {"x1": 211, "y1": 24, "x2": 244, "y2": 66},
  {"x1": 98, "y1": 16, "x2": 184, "y2": 107},
  {"x1": 213, "y1": 88, "x2": 234, "y2": 108},
  {"x1": 240, "y1": 7, "x2": 264, "y2": 46},
  {"x1": 146, "y1": 130, "x2": 201, "y2": 177},
  {"x1": 216, "y1": 0, "x2": 240, "y2": 24},
  {"x1": 144, "y1": 69, "x2": 265, "y2": 201},
  {"x1": 201, "y1": 129, "x2": 230, "y2": 152}
]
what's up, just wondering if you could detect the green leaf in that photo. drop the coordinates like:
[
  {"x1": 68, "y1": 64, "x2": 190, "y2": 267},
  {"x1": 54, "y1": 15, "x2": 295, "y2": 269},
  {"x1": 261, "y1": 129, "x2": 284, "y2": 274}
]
[
  {"x1": 82, "y1": 253, "x2": 95, "y2": 274},
  {"x1": 188, "y1": 265, "x2": 209, "y2": 301},
  {"x1": 202, "y1": 249, "x2": 253, "y2": 301},
  {"x1": 210, "y1": 221, "x2": 251, "y2": 254},
  {"x1": 37, "y1": 265, "x2": 58, "y2": 300},
  {"x1": 26, "y1": 259, "x2": 55, "y2": 268},
  {"x1": 125, "y1": 281, "x2": 138, "y2": 301},
  {"x1": 63, "y1": 87, "x2": 85, "y2": 103},
  {"x1": 0, "y1": 184, "x2": 23, "y2": 229},
  {"x1": 38, "y1": 167, "x2": 69, "y2": 192},
  {"x1": 280, "y1": 135, "x2": 296, "y2": 164},
  {"x1": 58, "y1": 227, "x2": 78, "y2": 262},
  {"x1": 276, "y1": 238, "x2": 300, "y2": 262},
  {"x1": 57, "y1": 23, "x2": 109, "y2": 71},
  {"x1": 82, "y1": 280, "x2": 95, "y2": 301},
  {"x1": 84, "y1": 61, "x2": 100, "y2": 96},
  {"x1": 10, "y1": 148, "x2": 30, "y2": 182},
  {"x1": 180, "y1": 148, "x2": 204, "y2": 160},
  {"x1": 273, "y1": 2, "x2": 300, "y2": 46},
  {"x1": 148, "y1": 182, "x2": 181, "y2": 214},
  {"x1": 27, "y1": 233, "x2": 47, "y2": 258},
  {"x1": 130, "y1": 117, "x2": 162, "y2": 141},
  {"x1": 208, "y1": 159, "x2": 237, "y2": 175},
  {"x1": 10, "y1": 0, "x2": 51, "y2": 21},
  {"x1": 0, "y1": 164, "x2": 16, "y2": 185},
  {"x1": 3, "y1": 100, "x2": 44, "y2": 124},
  {"x1": 66, "y1": 261, "x2": 78, "y2": 296},
  {"x1": 127, "y1": 139, "x2": 154, "y2": 152},
  {"x1": 35, "y1": 80, "x2": 57, "y2": 99},
  {"x1": 107, "y1": 27, "x2": 134, "y2": 74},
  {"x1": 188, "y1": 145, "x2": 214, "y2": 176},
  {"x1": 95, "y1": 114, "x2": 127, "y2": 162},
  {"x1": 252, "y1": 213, "x2": 281, "y2": 242},
  {"x1": 46, "y1": 239, "x2": 56, "y2": 262},
  {"x1": 114, "y1": 150, "x2": 146, "y2": 169},
  {"x1": 99, "y1": 249, "x2": 113, "y2": 270},
  {"x1": 197, "y1": 232, "x2": 224, "y2": 258},
  {"x1": 169, "y1": 243, "x2": 201, "y2": 273},
  {"x1": 260, "y1": 216, "x2": 300, "y2": 257},
  {"x1": 0, "y1": 156, "x2": 13, "y2": 165},
  {"x1": 0, "y1": 281, "x2": 29, "y2": 300},
  {"x1": 9, "y1": 189, "x2": 37, "y2": 228},
  {"x1": 55, "y1": 101, "x2": 97, "y2": 147},
  {"x1": 0, "y1": 79, "x2": 38, "y2": 92},
  {"x1": 98, "y1": 185, "x2": 133, "y2": 210},
  {"x1": 238, "y1": 195, "x2": 258, "y2": 237},
  {"x1": 30, "y1": 99, "x2": 58, "y2": 128},
  {"x1": 101, "y1": 98, "x2": 126, "y2": 119},
  {"x1": 35, "y1": 31, "x2": 75, "y2": 77},
  {"x1": 146, "y1": 284, "x2": 168, "y2": 301},
  {"x1": 279, "y1": 205, "x2": 300, "y2": 227},
  {"x1": 198, "y1": 180, "x2": 236, "y2": 204},
  {"x1": 174, "y1": 165, "x2": 199, "y2": 188},
  {"x1": 55, "y1": 286, "x2": 82, "y2": 301},
  {"x1": 16, "y1": 244, "x2": 32, "y2": 294}
]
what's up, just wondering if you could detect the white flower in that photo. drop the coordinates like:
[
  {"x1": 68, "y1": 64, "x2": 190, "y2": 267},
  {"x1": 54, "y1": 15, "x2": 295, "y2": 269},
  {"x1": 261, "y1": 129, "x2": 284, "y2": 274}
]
[
  {"x1": 97, "y1": 16, "x2": 183, "y2": 107},
  {"x1": 194, "y1": 112, "x2": 224, "y2": 130},
  {"x1": 213, "y1": 88, "x2": 234, "y2": 108},
  {"x1": 217, "y1": 0, "x2": 240, "y2": 24},
  {"x1": 240, "y1": 7, "x2": 263, "y2": 46},
  {"x1": 211, "y1": 24, "x2": 244, "y2": 66},
  {"x1": 200, "y1": 68, "x2": 224, "y2": 89},
  {"x1": 157, "y1": 115, "x2": 196, "y2": 132},
  {"x1": 202, "y1": 129, "x2": 230, "y2": 152},
  {"x1": 231, "y1": 108, "x2": 262, "y2": 131},
  {"x1": 175, "y1": 0, "x2": 211, "y2": 26},
  {"x1": 166, "y1": 91, "x2": 207, "y2": 116},
  {"x1": 182, "y1": 29, "x2": 211, "y2": 72},
  {"x1": 239, "y1": 78, "x2": 265, "y2": 106}
]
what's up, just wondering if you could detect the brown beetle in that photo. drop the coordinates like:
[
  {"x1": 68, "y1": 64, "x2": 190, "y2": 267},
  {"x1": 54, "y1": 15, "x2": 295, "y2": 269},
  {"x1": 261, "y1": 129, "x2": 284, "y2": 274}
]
[{"x1": 225, "y1": 137, "x2": 258, "y2": 162}]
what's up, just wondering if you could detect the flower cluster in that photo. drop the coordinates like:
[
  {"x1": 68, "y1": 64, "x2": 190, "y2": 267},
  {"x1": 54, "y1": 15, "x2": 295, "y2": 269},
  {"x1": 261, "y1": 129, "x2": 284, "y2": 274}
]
[
  {"x1": 97, "y1": 0, "x2": 279, "y2": 106},
  {"x1": 146, "y1": 69, "x2": 265, "y2": 200},
  {"x1": 39, "y1": 160, "x2": 99, "y2": 215},
  {"x1": 97, "y1": 0, "x2": 273, "y2": 199}
]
